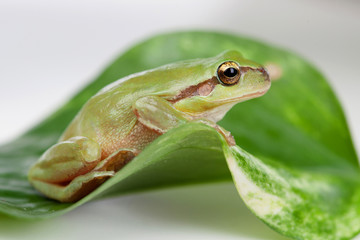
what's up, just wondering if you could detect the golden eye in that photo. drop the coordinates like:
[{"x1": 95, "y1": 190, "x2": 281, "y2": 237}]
[{"x1": 216, "y1": 61, "x2": 241, "y2": 86}]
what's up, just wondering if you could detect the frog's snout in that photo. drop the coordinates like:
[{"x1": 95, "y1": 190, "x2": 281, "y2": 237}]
[
  {"x1": 258, "y1": 67, "x2": 271, "y2": 83},
  {"x1": 239, "y1": 66, "x2": 270, "y2": 83},
  {"x1": 239, "y1": 66, "x2": 271, "y2": 91}
]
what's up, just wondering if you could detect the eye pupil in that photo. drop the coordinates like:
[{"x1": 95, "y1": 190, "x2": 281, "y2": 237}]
[{"x1": 224, "y1": 67, "x2": 238, "y2": 78}]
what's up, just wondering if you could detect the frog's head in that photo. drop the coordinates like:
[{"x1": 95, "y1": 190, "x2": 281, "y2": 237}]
[{"x1": 171, "y1": 50, "x2": 271, "y2": 122}]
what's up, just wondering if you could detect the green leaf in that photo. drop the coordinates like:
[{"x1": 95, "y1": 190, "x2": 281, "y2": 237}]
[
  {"x1": 225, "y1": 145, "x2": 360, "y2": 240},
  {"x1": 0, "y1": 31, "x2": 359, "y2": 240}
]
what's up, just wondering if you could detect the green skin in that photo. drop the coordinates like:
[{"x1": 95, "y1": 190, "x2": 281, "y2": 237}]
[{"x1": 28, "y1": 50, "x2": 270, "y2": 202}]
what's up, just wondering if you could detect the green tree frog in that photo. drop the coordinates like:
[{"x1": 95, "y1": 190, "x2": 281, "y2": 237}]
[{"x1": 28, "y1": 50, "x2": 270, "y2": 202}]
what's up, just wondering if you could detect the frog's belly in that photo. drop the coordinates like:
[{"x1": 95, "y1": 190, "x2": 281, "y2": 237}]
[{"x1": 99, "y1": 121, "x2": 160, "y2": 159}]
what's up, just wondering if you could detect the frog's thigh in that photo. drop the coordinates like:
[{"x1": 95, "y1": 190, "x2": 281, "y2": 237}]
[
  {"x1": 133, "y1": 96, "x2": 187, "y2": 134},
  {"x1": 28, "y1": 136, "x2": 109, "y2": 202},
  {"x1": 30, "y1": 170, "x2": 114, "y2": 202},
  {"x1": 29, "y1": 137, "x2": 136, "y2": 202},
  {"x1": 35, "y1": 149, "x2": 135, "y2": 202},
  {"x1": 28, "y1": 136, "x2": 102, "y2": 184}
]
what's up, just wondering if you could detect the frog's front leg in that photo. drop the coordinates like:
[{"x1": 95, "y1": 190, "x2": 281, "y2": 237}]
[
  {"x1": 133, "y1": 96, "x2": 188, "y2": 133},
  {"x1": 28, "y1": 136, "x2": 135, "y2": 202},
  {"x1": 133, "y1": 96, "x2": 235, "y2": 145}
]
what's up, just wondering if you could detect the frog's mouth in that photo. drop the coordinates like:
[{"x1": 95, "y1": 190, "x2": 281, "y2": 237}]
[
  {"x1": 211, "y1": 79, "x2": 271, "y2": 105},
  {"x1": 222, "y1": 87, "x2": 270, "y2": 103},
  {"x1": 188, "y1": 86, "x2": 270, "y2": 123}
]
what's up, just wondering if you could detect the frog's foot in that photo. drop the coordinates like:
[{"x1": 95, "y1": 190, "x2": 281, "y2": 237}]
[
  {"x1": 194, "y1": 119, "x2": 236, "y2": 146},
  {"x1": 28, "y1": 136, "x2": 136, "y2": 202}
]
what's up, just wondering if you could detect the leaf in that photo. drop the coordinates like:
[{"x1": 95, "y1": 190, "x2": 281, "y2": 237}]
[
  {"x1": 0, "y1": 31, "x2": 359, "y2": 239},
  {"x1": 225, "y1": 145, "x2": 360, "y2": 240}
]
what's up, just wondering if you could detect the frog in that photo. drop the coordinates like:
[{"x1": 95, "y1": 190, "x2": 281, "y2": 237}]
[{"x1": 28, "y1": 50, "x2": 271, "y2": 202}]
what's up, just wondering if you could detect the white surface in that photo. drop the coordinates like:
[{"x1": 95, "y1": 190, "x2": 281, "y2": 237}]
[{"x1": 0, "y1": 0, "x2": 359, "y2": 239}]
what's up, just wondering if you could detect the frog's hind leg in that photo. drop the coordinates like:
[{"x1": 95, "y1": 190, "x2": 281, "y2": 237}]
[
  {"x1": 28, "y1": 136, "x2": 136, "y2": 202},
  {"x1": 94, "y1": 149, "x2": 136, "y2": 172}
]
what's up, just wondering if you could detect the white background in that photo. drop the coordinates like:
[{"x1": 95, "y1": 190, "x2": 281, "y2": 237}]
[{"x1": 0, "y1": 0, "x2": 359, "y2": 239}]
